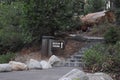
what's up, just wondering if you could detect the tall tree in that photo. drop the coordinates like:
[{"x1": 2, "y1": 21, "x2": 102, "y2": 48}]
[
  {"x1": 22, "y1": 0, "x2": 84, "y2": 41},
  {"x1": 0, "y1": 1, "x2": 27, "y2": 52},
  {"x1": 84, "y1": 0, "x2": 106, "y2": 14},
  {"x1": 113, "y1": 0, "x2": 120, "y2": 24}
]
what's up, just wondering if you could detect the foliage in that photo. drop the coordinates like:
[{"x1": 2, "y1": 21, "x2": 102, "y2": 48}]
[
  {"x1": 83, "y1": 44, "x2": 107, "y2": 71},
  {"x1": 0, "y1": 52, "x2": 15, "y2": 63},
  {"x1": 83, "y1": 24, "x2": 120, "y2": 74},
  {"x1": 22, "y1": 0, "x2": 84, "y2": 41},
  {"x1": 72, "y1": 0, "x2": 84, "y2": 15},
  {"x1": 104, "y1": 26, "x2": 120, "y2": 44},
  {"x1": 102, "y1": 42, "x2": 120, "y2": 73},
  {"x1": 0, "y1": 0, "x2": 85, "y2": 53},
  {"x1": 87, "y1": 23, "x2": 114, "y2": 37},
  {"x1": 83, "y1": 43, "x2": 120, "y2": 73},
  {"x1": 0, "y1": 0, "x2": 15, "y2": 4},
  {"x1": 113, "y1": 0, "x2": 120, "y2": 24},
  {"x1": 0, "y1": 1, "x2": 31, "y2": 53},
  {"x1": 84, "y1": 0, "x2": 106, "y2": 14}
]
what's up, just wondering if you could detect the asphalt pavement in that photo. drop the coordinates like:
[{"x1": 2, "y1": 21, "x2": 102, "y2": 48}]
[{"x1": 0, "y1": 67, "x2": 82, "y2": 80}]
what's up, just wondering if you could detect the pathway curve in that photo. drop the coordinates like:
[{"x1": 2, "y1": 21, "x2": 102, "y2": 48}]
[
  {"x1": 0, "y1": 67, "x2": 82, "y2": 80},
  {"x1": 55, "y1": 34, "x2": 105, "y2": 67}
]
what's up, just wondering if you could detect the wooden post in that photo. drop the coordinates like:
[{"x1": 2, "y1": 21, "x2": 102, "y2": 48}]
[{"x1": 41, "y1": 36, "x2": 54, "y2": 58}]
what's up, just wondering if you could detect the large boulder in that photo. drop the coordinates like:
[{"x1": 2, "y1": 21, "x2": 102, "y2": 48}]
[
  {"x1": 40, "y1": 60, "x2": 52, "y2": 69},
  {"x1": 59, "y1": 69, "x2": 89, "y2": 80},
  {"x1": 48, "y1": 55, "x2": 61, "y2": 66},
  {"x1": 87, "y1": 72, "x2": 113, "y2": 80},
  {"x1": 0, "y1": 64, "x2": 12, "y2": 72},
  {"x1": 9, "y1": 61, "x2": 27, "y2": 71},
  {"x1": 80, "y1": 10, "x2": 115, "y2": 31},
  {"x1": 27, "y1": 59, "x2": 42, "y2": 70},
  {"x1": 80, "y1": 11, "x2": 106, "y2": 24}
]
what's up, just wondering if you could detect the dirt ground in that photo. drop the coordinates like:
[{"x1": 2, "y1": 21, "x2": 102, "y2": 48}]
[
  {"x1": 15, "y1": 24, "x2": 108, "y2": 62},
  {"x1": 53, "y1": 39, "x2": 85, "y2": 58},
  {"x1": 15, "y1": 39, "x2": 85, "y2": 62}
]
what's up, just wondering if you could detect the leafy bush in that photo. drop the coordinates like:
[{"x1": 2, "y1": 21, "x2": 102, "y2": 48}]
[
  {"x1": 0, "y1": 52, "x2": 15, "y2": 63},
  {"x1": 83, "y1": 44, "x2": 107, "y2": 71},
  {"x1": 102, "y1": 42, "x2": 120, "y2": 73},
  {"x1": 104, "y1": 26, "x2": 120, "y2": 44},
  {"x1": 88, "y1": 23, "x2": 113, "y2": 37},
  {"x1": 83, "y1": 43, "x2": 120, "y2": 73},
  {"x1": 0, "y1": 1, "x2": 32, "y2": 53}
]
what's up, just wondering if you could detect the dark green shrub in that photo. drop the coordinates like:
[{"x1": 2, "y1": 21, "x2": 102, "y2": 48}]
[
  {"x1": 0, "y1": 1, "x2": 32, "y2": 53},
  {"x1": 83, "y1": 44, "x2": 107, "y2": 71},
  {"x1": 104, "y1": 41, "x2": 120, "y2": 73},
  {"x1": 83, "y1": 42, "x2": 120, "y2": 73},
  {"x1": 104, "y1": 26, "x2": 120, "y2": 44},
  {"x1": 0, "y1": 31, "x2": 24, "y2": 52},
  {"x1": 0, "y1": 52, "x2": 15, "y2": 63}
]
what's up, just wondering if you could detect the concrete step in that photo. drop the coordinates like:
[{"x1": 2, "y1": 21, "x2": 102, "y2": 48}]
[
  {"x1": 64, "y1": 62, "x2": 84, "y2": 67},
  {"x1": 65, "y1": 58, "x2": 82, "y2": 62},
  {"x1": 74, "y1": 54, "x2": 83, "y2": 58},
  {"x1": 68, "y1": 55, "x2": 83, "y2": 59},
  {"x1": 57, "y1": 35, "x2": 104, "y2": 67}
]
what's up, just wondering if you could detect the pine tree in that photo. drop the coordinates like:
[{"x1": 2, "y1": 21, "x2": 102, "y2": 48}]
[
  {"x1": 22, "y1": 0, "x2": 84, "y2": 41},
  {"x1": 113, "y1": 0, "x2": 120, "y2": 24},
  {"x1": 84, "y1": 0, "x2": 105, "y2": 14}
]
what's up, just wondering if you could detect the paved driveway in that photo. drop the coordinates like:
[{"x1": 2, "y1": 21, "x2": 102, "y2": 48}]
[{"x1": 0, "y1": 67, "x2": 82, "y2": 80}]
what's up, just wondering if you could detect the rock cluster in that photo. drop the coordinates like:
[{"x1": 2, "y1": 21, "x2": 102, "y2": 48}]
[
  {"x1": 59, "y1": 69, "x2": 88, "y2": 80},
  {"x1": 59, "y1": 69, "x2": 113, "y2": 80},
  {"x1": 0, "y1": 55, "x2": 61, "y2": 72}
]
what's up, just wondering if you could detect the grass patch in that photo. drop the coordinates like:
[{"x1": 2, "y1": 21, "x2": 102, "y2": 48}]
[{"x1": 0, "y1": 52, "x2": 15, "y2": 63}]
